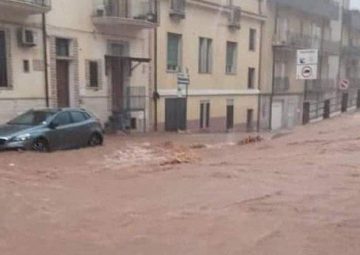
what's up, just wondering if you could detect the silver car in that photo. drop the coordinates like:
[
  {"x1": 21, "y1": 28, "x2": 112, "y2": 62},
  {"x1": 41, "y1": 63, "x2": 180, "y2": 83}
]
[{"x1": 0, "y1": 108, "x2": 103, "y2": 152}]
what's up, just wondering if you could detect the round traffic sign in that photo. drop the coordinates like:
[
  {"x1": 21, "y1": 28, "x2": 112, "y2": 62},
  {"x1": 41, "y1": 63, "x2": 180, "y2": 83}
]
[
  {"x1": 301, "y1": 66, "x2": 313, "y2": 78},
  {"x1": 339, "y1": 79, "x2": 349, "y2": 90}
]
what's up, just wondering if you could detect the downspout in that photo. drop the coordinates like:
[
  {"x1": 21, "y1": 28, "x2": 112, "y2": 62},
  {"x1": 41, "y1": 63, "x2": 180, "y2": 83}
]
[
  {"x1": 42, "y1": 13, "x2": 50, "y2": 107},
  {"x1": 153, "y1": 0, "x2": 159, "y2": 131},
  {"x1": 337, "y1": 1, "x2": 345, "y2": 88},
  {"x1": 269, "y1": 2, "x2": 279, "y2": 130},
  {"x1": 256, "y1": 0, "x2": 264, "y2": 132}
]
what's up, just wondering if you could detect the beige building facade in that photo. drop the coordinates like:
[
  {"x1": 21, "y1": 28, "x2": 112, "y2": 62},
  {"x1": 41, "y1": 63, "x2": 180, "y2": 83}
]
[
  {"x1": 154, "y1": 0, "x2": 265, "y2": 132},
  {"x1": 0, "y1": 0, "x2": 156, "y2": 132}
]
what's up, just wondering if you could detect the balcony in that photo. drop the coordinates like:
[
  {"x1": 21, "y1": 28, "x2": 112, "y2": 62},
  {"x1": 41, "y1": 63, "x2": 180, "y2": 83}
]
[
  {"x1": 344, "y1": 10, "x2": 360, "y2": 31},
  {"x1": 92, "y1": 0, "x2": 158, "y2": 31},
  {"x1": 0, "y1": 0, "x2": 51, "y2": 15},
  {"x1": 342, "y1": 45, "x2": 360, "y2": 58},
  {"x1": 273, "y1": 32, "x2": 314, "y2": 49},
  {"x1": 269, "y1": 0, "x2": 339, "y2": 20},
  {"x1": 305, "y1": 79, "x2": 337, "y2": 101},
  {"x1": 274, "y1": 77, "x2": 290, "y2": 93},
  {"x1": 323, "y1": 39, "x2": 340, "y2": 55}
]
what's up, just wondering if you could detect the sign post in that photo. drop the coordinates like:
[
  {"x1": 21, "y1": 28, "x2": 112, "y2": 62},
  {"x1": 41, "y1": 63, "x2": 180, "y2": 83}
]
[{"x1": 296, "y1": 49, "x2": 319, "y2": 80}]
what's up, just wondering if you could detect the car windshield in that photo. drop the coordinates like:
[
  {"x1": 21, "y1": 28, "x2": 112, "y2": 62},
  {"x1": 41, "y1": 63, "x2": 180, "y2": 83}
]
[{"x1": 8, "y1": 110, "x2": 55, "y2": 126}]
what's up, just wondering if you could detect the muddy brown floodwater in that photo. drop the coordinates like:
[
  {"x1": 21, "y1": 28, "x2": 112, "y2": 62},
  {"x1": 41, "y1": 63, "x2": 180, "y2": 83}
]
[{"x1": 1, "y1": 113, "x2": 360, "y2": 255}]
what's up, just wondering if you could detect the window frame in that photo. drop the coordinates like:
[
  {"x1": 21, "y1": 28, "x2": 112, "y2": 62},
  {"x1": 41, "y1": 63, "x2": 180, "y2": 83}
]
[
  {"x1": 198, "y1": 37, "x2": 213, "y2": 74},
  {"x1": 167, "y1": 32, "x2": 182, "y2": 72},
  {"x1": 226, "y1": 41, "x2": 238, "y2": 74},
  {"x1": 52, "y1": 111, "x2": 73, "y2": 127},
  {"x1": 248, "y1": 67, "x2": 256, "y2": 89},
  {"x1": 249, "y1": 28, "x2": 257, "y2": 52},
  {"x1": 89, "y1": 61, "x2": 99, "y2": 88},
  {"x1": 0, "y1": 30, "x2": 8, "y2": 88},
  {"x1": 56, "y1": 38, "x2": 70, "y2": 57}
]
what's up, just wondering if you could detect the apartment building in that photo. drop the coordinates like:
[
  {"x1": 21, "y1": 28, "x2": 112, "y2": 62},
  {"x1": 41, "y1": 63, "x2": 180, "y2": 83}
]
[
  {"x1": 341, "y1": 7, "x2": 360, "y2": 109},
  {"x1": 154, "y1": 0, "x2": 265, "y2": 132},
  {"x1": 260, "y1": 0, "x2": 342, "y2": 130},
  {"x1": 0, "y1": 0, "x2": 157, "y2": 132}
]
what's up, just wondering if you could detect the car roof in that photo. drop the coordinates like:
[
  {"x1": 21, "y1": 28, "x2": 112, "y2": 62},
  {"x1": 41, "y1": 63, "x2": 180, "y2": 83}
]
[{"x1": 34, "y1": 108, "x2": 88, "y2": 113}]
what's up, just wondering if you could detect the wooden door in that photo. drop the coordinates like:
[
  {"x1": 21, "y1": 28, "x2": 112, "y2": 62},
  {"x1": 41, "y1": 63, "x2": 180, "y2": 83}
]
[
  {"x1": 226, "y1": 105, "x2": 234, "y2": 130},
  {"x1": 56, "y1": 60, "x2": 70, "y2": 108}
]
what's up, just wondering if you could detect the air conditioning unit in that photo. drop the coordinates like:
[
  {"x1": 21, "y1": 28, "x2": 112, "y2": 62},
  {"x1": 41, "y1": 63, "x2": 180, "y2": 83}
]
[
  {"x1": 169, "y1": 0, "x2": 186, "y2": 19},
  {"x1": 96, "y1": 4, "x2": 106, "y2": 16},
  {"x1": 228, "y1": 7, "x2": 241, "y2": 30},
  {"x1": 18, "y1": 28, "x2": 37, "y2": 47}
]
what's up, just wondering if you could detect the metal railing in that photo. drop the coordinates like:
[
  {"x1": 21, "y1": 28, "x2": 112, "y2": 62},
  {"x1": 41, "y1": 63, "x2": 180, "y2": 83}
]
[
  {"x1": 269, "y1": 0, "x2": 339, "y2": 20},
  {"x1": 123, "y1": 86, "x2": 147, "y2": 111},
  {"x1": 304, "y1": 90, "x2": 360, "y2": 124},
  {"x1": 94, "y1": 0, "x2": 156, "y2": 22},
  {"x1": 5, "y1": 0, "x2": 51, "y2": 7},
  {"x1": 274, "y1": 77, "x2": 289, "y2": 93}
]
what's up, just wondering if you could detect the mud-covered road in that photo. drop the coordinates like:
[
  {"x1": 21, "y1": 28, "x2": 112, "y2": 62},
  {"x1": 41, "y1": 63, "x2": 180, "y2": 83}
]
[{"x1": 1, "y1": 114, "x2": 360, "y2": 255}]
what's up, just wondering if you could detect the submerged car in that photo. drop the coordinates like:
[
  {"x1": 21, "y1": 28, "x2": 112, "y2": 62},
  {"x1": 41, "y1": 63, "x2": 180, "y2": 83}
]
[{"x1": 0, "y1": 108, "x2": 103, "y2": 152}]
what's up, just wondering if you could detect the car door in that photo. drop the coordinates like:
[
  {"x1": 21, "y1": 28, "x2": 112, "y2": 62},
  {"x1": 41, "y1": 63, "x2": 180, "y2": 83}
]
[
  {"x1": 69, "y1": 111, "x2": 91, "y2": 147},
  {"x1": 47, "y1": 111, "x2": 74, "y2": 150}
]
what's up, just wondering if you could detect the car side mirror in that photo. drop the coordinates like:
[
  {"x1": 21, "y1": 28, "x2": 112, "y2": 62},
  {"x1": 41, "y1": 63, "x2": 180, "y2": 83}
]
[{"x1": 49, "y1": 122, "x2": 59, "y2": 129}]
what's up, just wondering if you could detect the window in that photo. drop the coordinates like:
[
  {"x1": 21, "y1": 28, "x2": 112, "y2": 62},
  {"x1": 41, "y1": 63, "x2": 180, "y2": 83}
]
[
  {"x1": 23, "y1": 60, "x2": 30, "y2": 73},
  {"x1": 226, "y1": 41, "x2": 237, "y2": 74},
  {"x1": 89, "y1": 61, "x2": 99, "y2": 88},
  {"x1": 53, "y1": 112, "x2": 72, "y2": 126},
  {"x1": 109, "y1": 42, "x2": 129, "y2": 57},
  {"x1": 249, "y1": 28, "x2": 256, "y2": 51},
  {"x1": 248, "y1": 67, "x2": 255, "y2": 89},
  {"x1": 200, "y1": 101, "x2": 210, "y2": 129},
  {"x1": 167, "y1": 33, "x2": 182, "y2": 71},
  {"x1": 0, "y1": 31, "x2": 8, "y2": 87},
  {"x1": 25, "y1": 30, "x2": 34, "y2": 44},
  {"x1": 70, "y1": 111, "x2": 87, "y2": 123},
  {"x1": 276, "y1": 17, "x2": 288, "y2": 42},
  {"x1": 199, "y1": 37, "x2": 213, "y2": 73},
  {"x1": 56, "y1": 38, "x2": 70, "y2": 57}
]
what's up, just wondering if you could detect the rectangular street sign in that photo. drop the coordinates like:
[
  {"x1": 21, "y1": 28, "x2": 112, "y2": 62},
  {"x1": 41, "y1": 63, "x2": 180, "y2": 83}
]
[{"x1": 296, "y1": 49, "x2": 318, "y2": 80}]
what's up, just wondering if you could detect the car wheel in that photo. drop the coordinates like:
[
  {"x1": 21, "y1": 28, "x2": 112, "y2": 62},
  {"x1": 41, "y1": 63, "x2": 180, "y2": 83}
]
[
  {"x1": 32, "y1": 138, "x2": 50, "y2": 152},
  {"x1": 88, "y1": 133, "x2": 103, "y2": 147}
]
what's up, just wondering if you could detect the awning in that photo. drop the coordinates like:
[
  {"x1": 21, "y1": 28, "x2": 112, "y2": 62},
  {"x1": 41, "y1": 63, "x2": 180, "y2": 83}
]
[{"x1": 105, "y1": 55, "x2": 151, "y2": 73}]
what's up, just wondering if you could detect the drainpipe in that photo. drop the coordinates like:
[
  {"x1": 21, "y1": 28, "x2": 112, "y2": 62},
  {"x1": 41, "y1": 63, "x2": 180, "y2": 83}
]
[
  {"x1": 337, "y1": 1, "x2": 345, "y2": 89},
  {"x1": 42, "y1": 13, "x2": 50, "y2": 107},
  {"x1": 153, "y1": 0, "x2": 159, "y2": 131},
  {"x1": 256, "y1": 0, "x2": 264, "y2": 132},
  {"x1": 269, "y1": 3, "x2": 279, "y2": 130}
]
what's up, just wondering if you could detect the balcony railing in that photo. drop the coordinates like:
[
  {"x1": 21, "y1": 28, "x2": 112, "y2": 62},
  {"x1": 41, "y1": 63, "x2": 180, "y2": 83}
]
[
  {"x1": 170, "y1": 0, "x2": 185, "y2": 19},
  {"x1": 273, "y1": 32, "x2": 316, "y2": 49},
  {"x1": 93, "y1": 0, "x2": 157, "y2": 29},
  {"x1": 342, "y1": 45, "x2": 360, "y2": 57},
  {"x1": 344, "y1": 10, "x2": 360, "y2": 31},
  {"x1": 323, "y1": 39, "x2": 340, "y2": 54},
  {"x1": 269, "y1": 0, "x2": 339, "y2": 20},
  {"x1": 305, "y1": 79, "x2": 337, "y2": 101},
  {"x1": 0, "y1": 0, "x2": 51, "y2": 13},
  {"x1": 274, "y1": 32, "x2": 340, "y2": 55},
  {"x1": 274, "y1": 77, "x2": 290, "y2": 93}
]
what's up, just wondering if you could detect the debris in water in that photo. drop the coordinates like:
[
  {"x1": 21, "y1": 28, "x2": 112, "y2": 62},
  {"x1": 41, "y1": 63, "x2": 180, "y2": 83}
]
[{"x1": 238, "y1": 136, "x2": 263, "y2": 145}]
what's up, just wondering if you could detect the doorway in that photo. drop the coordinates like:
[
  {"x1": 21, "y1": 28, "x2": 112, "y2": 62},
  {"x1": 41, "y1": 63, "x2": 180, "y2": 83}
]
[
  {"x1": 226, "y1": 104, "x2": 234, "y2": 130},
  {"x1": 271, "y1": 101, "x2": 283, "y2": 130},
  {"x1": 165, "y1": 98, "x2": 186, "y2": 131},
  {"x1": 56, "y1": 60, "x2": 70, "y2": 108}
]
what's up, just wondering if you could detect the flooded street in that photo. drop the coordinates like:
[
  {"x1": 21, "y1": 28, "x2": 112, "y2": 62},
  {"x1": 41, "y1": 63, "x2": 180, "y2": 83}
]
[{"x1": 1, "y1": 113, "x2": 360, "y2": 255}]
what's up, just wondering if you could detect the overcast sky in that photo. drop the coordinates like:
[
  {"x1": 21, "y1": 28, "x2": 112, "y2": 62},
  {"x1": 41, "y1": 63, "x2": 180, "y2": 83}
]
[{"x1": 351, "y1": 0, "x2": 360, "y2": 10}]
